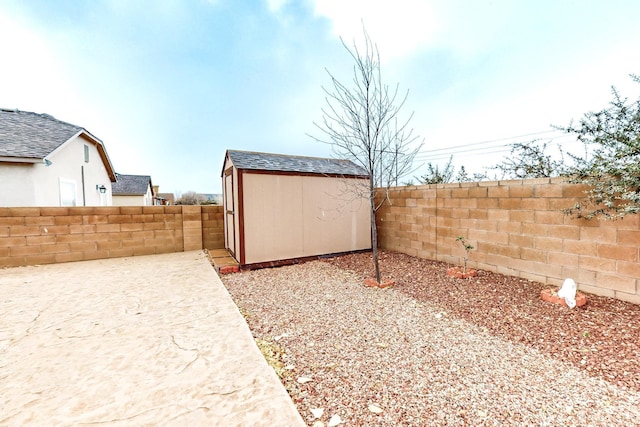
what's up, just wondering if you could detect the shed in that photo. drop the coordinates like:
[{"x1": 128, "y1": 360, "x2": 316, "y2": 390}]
[{"x1": 222, "y1": 150, "x2": 372, "y2": 267}]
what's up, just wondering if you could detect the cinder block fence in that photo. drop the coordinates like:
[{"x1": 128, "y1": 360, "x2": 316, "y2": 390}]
[
  {"x1": 3, "y1": 180, "x2": 640, "y2": 305},
  {"x1": 376, "y1": 177, "x2": 640, "y2": 305},
  {"x1": 0, "y1": 205, "x2": 224, "y2": 268}
]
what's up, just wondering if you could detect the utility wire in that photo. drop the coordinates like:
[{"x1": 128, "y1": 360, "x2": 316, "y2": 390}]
[
  {"x1": 415, "y1": 131, "x2": 579, "y2": 161},
  {"x1": 417, "y1": 148, "x2": 516, "y2": 162},
  {"x1": 415, "y1": 129, "x2": 561, "y2": 156}
]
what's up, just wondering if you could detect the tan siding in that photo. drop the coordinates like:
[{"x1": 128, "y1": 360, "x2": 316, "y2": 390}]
[{"x1": 241, "y1": 173, "x2": 371, "y2": 265}]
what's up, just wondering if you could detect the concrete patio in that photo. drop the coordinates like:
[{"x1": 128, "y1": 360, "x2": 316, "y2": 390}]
[{"x1": 0, "y1": 251, "x2": 304, "y2": 426}]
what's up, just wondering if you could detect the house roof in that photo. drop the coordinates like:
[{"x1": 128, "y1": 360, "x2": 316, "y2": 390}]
[
  {"x1": 0, "y1": 108, "x2": 117, "y2": 181},
  {"x1": 224, "y1": 150, "x2": 368, "y2": 177},
  {"x1": 157, "y1": 192, "x2": 175, "y2": 204},
  {"x1": 112, "y1": 173, "x2": 154, "y2": 196}
]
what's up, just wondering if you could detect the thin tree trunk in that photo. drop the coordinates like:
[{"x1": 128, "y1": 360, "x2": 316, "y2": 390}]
[{"x1": 370, "y1": 185, "x2": 381, "y2": 283}]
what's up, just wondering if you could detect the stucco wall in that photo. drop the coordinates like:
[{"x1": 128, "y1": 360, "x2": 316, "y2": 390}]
[
  {"x1": 376, "y1": 178, "x2": 640, "y2": 305},
  {"x1": 0, "y1": 135, "x2": 112, "y2": 207},
  {"x1": 0, "y1": 163, "x2": 37, "y2": 206},
  {"x1": 112, "y1": 190, "x2": 152, "y2": 207}
]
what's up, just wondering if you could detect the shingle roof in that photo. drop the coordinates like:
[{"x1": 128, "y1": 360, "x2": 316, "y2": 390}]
[
  {"x1": 0, "y1": 108, "x2": 84, "y2": 159},
  {"x1": 0, "y1": 108, "x2": 117, "y2": 181},
  {"x1": 112, "y1": 174, "x2": 153, "y2": 195},
  {"x1": 226, "y1": 150, "x2": 368, "y2": 177}
]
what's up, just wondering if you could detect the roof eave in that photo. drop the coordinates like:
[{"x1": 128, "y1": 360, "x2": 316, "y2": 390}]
[
  {"x1": 58, "y1": 130, "x2": 116, "y2": 182},
  {"x1": 84, "y1": 131, "x2": 117, "y2": 182},
  {"x1": 0, "y1": 156, "x2": 41, "y2": 163},
  {"x1": 236, "y1": 167, "x2": 370, "y2": 179},
  {"x1": 221, "y1": 149, "x2": 232, "y2": 177}
]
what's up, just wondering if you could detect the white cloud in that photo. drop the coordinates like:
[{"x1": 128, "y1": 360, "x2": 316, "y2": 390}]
[
  {"x1": 309, "y1": 0, "x2": 438, "y2": 61},
  {"x1": 0, "y1": 13, "x2": 78, "y2": 114},
  {"x1": 107, "y1": 0, "x2": 182, "y2": 14},
  {"x1": 267, "y1": 0, "x2": 291, "y2": 13}
]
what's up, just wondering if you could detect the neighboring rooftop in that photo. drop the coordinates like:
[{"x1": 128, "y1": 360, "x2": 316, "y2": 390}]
[
  {"x1": 0, "y1": 108, "x2": 116, "y2": 181},
  {"x1": 225, "y1": 150, "x2": 368, "y2": 177},
  {"x1": 156, "y1": 192, "x2": 175, "y2": 204},
  {"x1": 112, "y1": 173, "x2": 153, "y2": 196},
  {"x1": 0, "y1": 108, "x2": 85, "y2": 159}
]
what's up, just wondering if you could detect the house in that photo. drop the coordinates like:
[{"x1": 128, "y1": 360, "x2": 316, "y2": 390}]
[
  {"x1": 111, "y1": 173, "x2": 154, "y2": 206},
  {"x1": 155, "y1": 192, "x2": 175, "y2": 205},
  {"x1": 222, "y1": 150, "x2": 372, "y2": 267},
  {"x1": 151, "y1": 185, "x2": 173, "y2": 205},
  {"x1": 0, "y1": 108, "x2": 116, "y2": 207}
]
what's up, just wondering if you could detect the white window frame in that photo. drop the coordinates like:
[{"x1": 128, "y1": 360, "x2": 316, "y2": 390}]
[{"x1": 59, "y1": 178, "x2": 77, "y2": 207}]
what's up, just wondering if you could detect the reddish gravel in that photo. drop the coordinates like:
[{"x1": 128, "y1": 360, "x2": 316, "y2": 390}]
[
  {"x1": 324, "y1": 250, "x2": 640, "y2": 392},
  {"x1": 222, "y1": 250, "x2": 640, "y2": 426}
]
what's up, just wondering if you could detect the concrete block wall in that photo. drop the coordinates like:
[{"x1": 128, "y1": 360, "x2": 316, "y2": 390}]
[
  {"x1": 0, "y1": 205, "x2": 225, "y2": 268},
  {"x1": 202, "y1": 205, "x2": 224, "y2": 250},
  {"x1": 182, "y1": 205, "x2": 203, "y2": 251},
  {"x1": 376, "y1": 177, "x2": 640, "y2": 304}
]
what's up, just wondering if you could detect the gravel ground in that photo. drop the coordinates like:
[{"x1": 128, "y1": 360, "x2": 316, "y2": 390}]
[{"x1": 221, "y1": 251, "x2": 640, "y2": 426}]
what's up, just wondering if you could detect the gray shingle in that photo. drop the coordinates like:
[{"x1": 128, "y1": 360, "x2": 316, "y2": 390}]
[
  {"x1": 0, "y1": 108, "x2": 84, "y2": 159},
  {"x1": 111, "y1": 174, "x2": 152, "y2": 195},
  {"x1": 227, "y1": 150, "x2": 368, "y2": 177}
]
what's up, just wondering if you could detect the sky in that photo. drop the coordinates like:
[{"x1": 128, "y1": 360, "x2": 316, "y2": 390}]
[{"x1": 1, "y1": 0, "x2": 640, "y2": 194}]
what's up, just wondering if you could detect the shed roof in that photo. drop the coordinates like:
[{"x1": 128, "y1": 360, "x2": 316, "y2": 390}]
[
  {"x1": 225, "y1": 150, "x2": 368, "y2": 177},
  {"x1": 0, "y1": 108, "x2": 117, "y2": 181},
  {"x1": 112, "y1": 173, "x2": 153, "y2": 196}
]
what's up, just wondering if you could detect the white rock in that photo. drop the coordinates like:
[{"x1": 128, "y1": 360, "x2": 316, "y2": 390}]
[
  {"x1": 274, "y1": 332, "x2": 290, "y2": 341},
  {"x1": 310, "y1": 408, "x2": 324, "y2": 419},
  {"x1": 558, "y1": 278, "x2": 578, "y2": 308},
  {"x1": 368, "y1": 404, "x2": 384, "y2": 414},
  {"x1": 284, "y1": 364, "x2": 295, "y2": 370},
  {"x1": 297, "y1": 376, "x2": 313, "y2": 384},
  {"x1": 327, "y1": 414, "x2": 342, "y2": 426}
]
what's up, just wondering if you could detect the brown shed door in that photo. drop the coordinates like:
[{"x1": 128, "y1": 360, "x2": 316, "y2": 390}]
[{"x1": 224, "y1": 169, "x2": 236, "y2": 257}]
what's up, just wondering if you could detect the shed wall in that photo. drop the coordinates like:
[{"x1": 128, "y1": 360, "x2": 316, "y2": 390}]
[
  {"x1": 241, "y1": 173, "x2": 371, "y2": 264},
  {"x1": 222, "y1": 156, "x2": 240, "y2": 258}
]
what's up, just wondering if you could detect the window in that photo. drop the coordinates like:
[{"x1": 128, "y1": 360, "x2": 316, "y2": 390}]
[
  {"x1": 59, "y1": 178, "x2": 77, "y2": 206},
  {"x1": 84, "y1": 144, "x2": 89, "y2": 163}
]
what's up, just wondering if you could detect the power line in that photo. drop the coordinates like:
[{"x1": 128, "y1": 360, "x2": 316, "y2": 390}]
[
  {"x1": 416, "y1": 148, "x2": 515, "y2": 163},
  {"x1": 416, "y1": 129, "x2": 561, "y2": 156},
  {"x1": 415, "y1": 131, "x2": 579, "y2": 161}
]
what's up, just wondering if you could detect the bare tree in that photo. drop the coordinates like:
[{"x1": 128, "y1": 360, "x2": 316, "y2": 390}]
[
  {"x1": 309, "y1": 28, "x2": 422, "y2": 283},
  {"x1": 175, "y1": 191, "x2": 204, "y2": 205}
]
